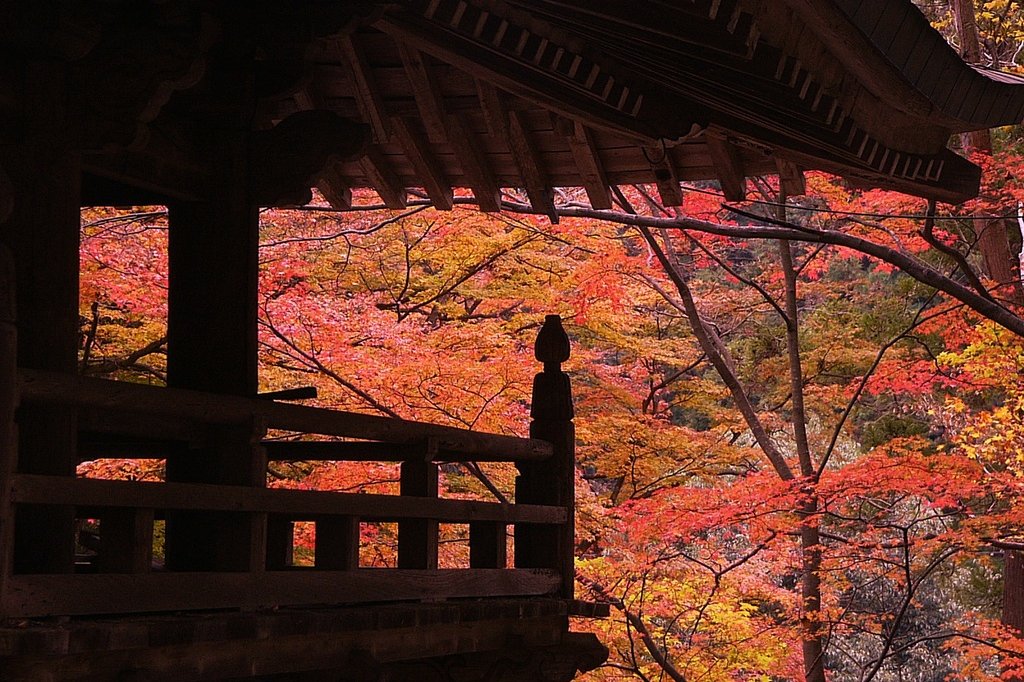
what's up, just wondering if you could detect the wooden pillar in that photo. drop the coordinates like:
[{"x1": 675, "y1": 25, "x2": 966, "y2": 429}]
[
  {"x1": 516, "y1": 315, "x2": 575, "y2": 598},
  {"x1": 0, "y1": 60, "x2": 81, "y2": 574},
  {"x1": 164, "y1": 118, "x2": 266, "y2": 570},
  {"x1": 398, "y1": 460, "x2": 439, "y2": 569},
  {"x1": 0, "y1": 245, "x2": 17, "y2": 607}
]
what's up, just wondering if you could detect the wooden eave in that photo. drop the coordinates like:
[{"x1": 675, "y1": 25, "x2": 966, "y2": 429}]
[
  {"x1": 244, "y1": 0, "x2": 1022, "y2": 210},
  {"x1": 55, "y1": 0, "x2": 1024, "y2": 211},
  {"x1": 786, "y1": 0, "x2": 1024, "y2": 130}
]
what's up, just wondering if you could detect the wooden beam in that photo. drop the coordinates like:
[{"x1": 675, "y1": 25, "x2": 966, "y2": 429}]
[
  {"x1": 507, "y1": 110, "x2": 558, "y2": 222},
  {"x1": 0, "y1": 164, "x2": 12, "y2": 223},
  {"x1": 1, "y1": 115, "x2": 80, "y2": 575},
  {"x1": 339, "y1": 35, "x2": 390, "y2": 143},
  {"x1": 317, "y1": 162, "x2": 353, "y2": 209},
  {"x1": 643, "y1": 144, "x2": 683, "y2": 207},
  {"x1": 80, "y1": 409, "x2": 207, "y2": 446},
  {"x1": 475, "y1": 80, "x2": 509, "y2": 139},
  {"x1": 278, "y1": 93, "x2": 363, "y2": 211},
  {"x1": 445, "y1": 113, "x2": 502, "y2": 211},
  {"x1": 390, "y1": 116, "x2": 454, "y2": 211},
  {"x1": 360, "y1": 146, "x2": 408, "y2": 209},
  {"x1": 705, "y1": 130, "x2": 747, "y2": 201},
  {"x1": 11, "y1": 474, "x2": 568, "y2": 525},
  {"x1": 398, "y1": 44, "x2": 449, "y2": 144},
  {"x1": 0, "y1": 609, "x2": 575, "y2": 680},
  {"x1": 559, "y1": 119, "x2": 612, "y2": 210},
  {"x1": 775, "y1": 157, "x2": 807, "y2": 197},
  {"x1": 3, "y1": 569, "x2": 562, "y2": 618},
  {"x1": 380, "y1": 13, "x2": 661, "y2": 145},
  {"x1": 264, "y1": 440, "x2": 550, "y2": 462},
  {"x1": 20, "y1": 369, "x2": 556, "y2": 461},
  {"x1": 249, "y1": 110, "x2": 369, "y2": 207},
  {"x1": 0, "y1": 245, "x2": 15, "y2": 609},
  {"x1": 167, "y1": 138, "x2": 266, "y2": 572}
]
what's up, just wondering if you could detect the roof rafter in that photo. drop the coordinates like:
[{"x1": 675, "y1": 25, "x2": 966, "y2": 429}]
[
  {"x1": 554, "y1": 115, "x2": 611, "y2": 210},
  {"x1": 705, "y1": 130, "x2": 747, "y2": 201},
  {"x1": 507, "y1": 109, "x2": 558, "y2": 222},
  {"x1": 398, "y1": 44, "x2": 450, "y2": 144},
  {"x1": 359, "y1": 146, "x2": 408, "y2": 209},
  {"x1": 643, "y1": 144, "x2": 683, "y2": 207},
  {"x1": 340, "y1": 34, "x2": 391, "y2": 143},
  {"x1": 446, "y1": 113, "x2": 501, "y2": 211},
  {"x1": 390, "y1": 116, "x2": 454, "y2": 211}
]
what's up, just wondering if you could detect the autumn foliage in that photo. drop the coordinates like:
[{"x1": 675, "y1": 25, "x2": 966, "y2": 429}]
[{"x1": 77, "y1": 125, "x2": 1024, "y2": 682}]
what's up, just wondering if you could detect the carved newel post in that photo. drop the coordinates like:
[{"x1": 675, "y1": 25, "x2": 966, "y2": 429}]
[{"x1": 517, "y1": 315, "x2": 575, "y2": 598}]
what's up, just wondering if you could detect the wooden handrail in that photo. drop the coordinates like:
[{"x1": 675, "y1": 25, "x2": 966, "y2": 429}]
[
  {"x1": 12, "y1": 474, "x2": 566, "y2": 524},
  {"x1": 78, "y1": 438, "x2": 539, "y2": 463},
  {"x1": 18, "y1": 369, "x2": 553, "y2": 461},
  {"x1": 261, "y1": 440, "x2": 522, "y2": 462}
]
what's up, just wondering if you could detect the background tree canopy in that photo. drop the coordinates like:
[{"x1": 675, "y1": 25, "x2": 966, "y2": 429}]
[{"x1": 77, "y1": 2, "x2": 1024, "y2": 679}]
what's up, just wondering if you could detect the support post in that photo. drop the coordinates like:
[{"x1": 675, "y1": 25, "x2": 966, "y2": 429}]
[
  {"x1": 516, "y1": 315, "x2": 575, "y2": 598},
  {"x1": 0, "y1": 245, "x2": 17, "y2": 609},
  {"x1": 0, "y1": 61, "x2": 81, "y2": 574},
  {"x1": 164, "y1": 110, "x2": 265, "y2": 571},
  {"x1": 397, "y1": 459, "x2": 439, "y2": 569}
]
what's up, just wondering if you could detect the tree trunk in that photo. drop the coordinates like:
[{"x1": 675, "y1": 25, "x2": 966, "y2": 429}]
[
  {"x1": 777, "y1": 204, "x2": 827, "y2": 681},
  {"x1": 951, "y1": 0, "x2": 1024, "y2": 304}
]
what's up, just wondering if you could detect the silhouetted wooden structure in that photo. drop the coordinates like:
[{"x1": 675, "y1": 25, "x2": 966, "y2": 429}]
[{"x1": 2, "y1": 1, "x2": 1024, "y2": 680}]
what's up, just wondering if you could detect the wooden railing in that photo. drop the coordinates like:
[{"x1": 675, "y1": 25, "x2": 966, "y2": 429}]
[{"x1": 0, "y1": 249, "x2": 576, "y2": 619}]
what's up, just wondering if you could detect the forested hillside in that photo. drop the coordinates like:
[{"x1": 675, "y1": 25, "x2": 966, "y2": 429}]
[{"x1": 75, "y1": 3, "x2": 1024, "y2": 680}]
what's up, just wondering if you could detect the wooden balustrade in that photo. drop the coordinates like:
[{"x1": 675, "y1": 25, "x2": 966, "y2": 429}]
[
  {"x1": 19, "y1": 369, "x2": 554, "y2": 461},
  {"x1": 0, "y1": 285, "x2": 578, "y2": 620}
]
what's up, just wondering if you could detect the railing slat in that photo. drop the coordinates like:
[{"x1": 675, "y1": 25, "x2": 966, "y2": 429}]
[
  {"x1": 19, "y1": 369, "x2": 553, "y2": 461},
  {"x1": 11, "y1": 475, "x2": 566, "y2": 524},
  {"x1": 3, "y1": 569, "x2": 561, "y2": 618}
]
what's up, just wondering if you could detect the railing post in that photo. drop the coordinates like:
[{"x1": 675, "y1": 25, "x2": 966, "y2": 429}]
[
  {"x1": 97, "y1": 508, "x2": 155, "y2": 574},
  {"x1": 517, "y1": 315, "x2": 575, "y2": 598},
  {"x1": 316, "y1": 516, "x2": 361, "y2": 570},
  {"x1": 398, "y1": 459, "x2": 439, "y2": 569},
  {"x1": 469, "y1": 521, "x2": 507, "y2": 568},
  {"x1": 0, "y1": 244, "x2": 17, "y2": 614},
  {"x1": 266, "y1": 516, "x2": 295, "y2": 569}
]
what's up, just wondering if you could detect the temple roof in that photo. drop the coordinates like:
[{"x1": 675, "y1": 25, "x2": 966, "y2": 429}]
[{"x1": 57, "y1": 0, "x2": 1024, "y2": 211}]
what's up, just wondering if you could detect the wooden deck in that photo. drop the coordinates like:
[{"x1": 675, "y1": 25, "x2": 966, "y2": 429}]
[{"x1": 0, "y1": 599, "x2": 608, "y2": 681}]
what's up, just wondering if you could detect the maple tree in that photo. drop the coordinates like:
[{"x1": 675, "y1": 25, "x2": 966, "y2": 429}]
[
  {"x1": 77, "y1": 164, "x2": 1024, "y2": 680},
  {"x1": 75, "y1": 8, "x2": 1024, "y2": 673}
]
